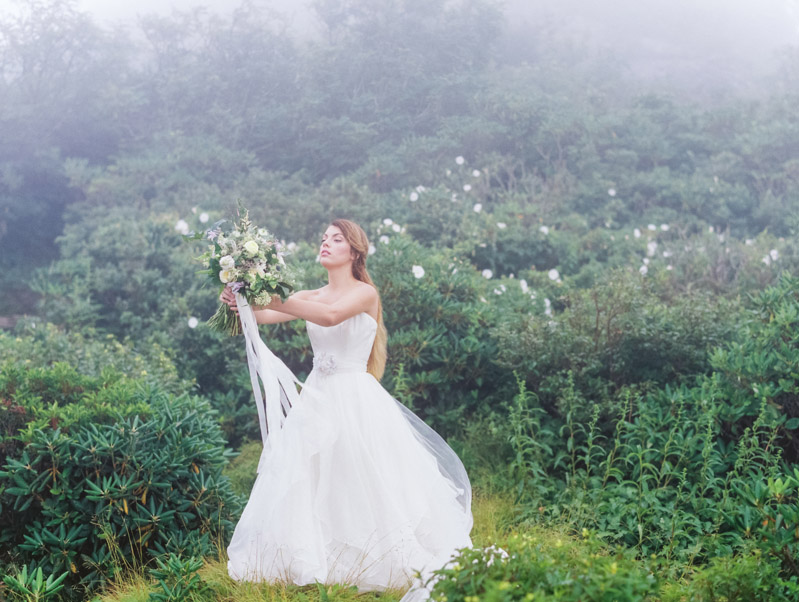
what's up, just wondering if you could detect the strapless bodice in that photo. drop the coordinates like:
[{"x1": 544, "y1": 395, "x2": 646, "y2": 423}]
[{"x1": 306, "y1": 313, "x2": 377, "y2": 375}]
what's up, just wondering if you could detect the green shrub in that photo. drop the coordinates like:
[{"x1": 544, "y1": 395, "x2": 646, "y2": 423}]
[
  {"x1": 429, "y1": 530, "x2": 658, "y2": 601},
  {"x1": 0, "y1": 363, "x2": 242, "y2": 599},
  {"x1": 493, "y1": 268, "x2": 743, "y2": 418},
  {"x1": 661, "y1": 551, "x2": 797, "y2": 602}
]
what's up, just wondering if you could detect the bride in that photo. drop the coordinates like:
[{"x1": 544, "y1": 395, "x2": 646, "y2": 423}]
[{"x1": 220, "y1": 219, "x2": 473, "y2": 598}]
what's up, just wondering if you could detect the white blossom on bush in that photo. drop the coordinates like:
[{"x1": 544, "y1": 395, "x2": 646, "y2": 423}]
[
  {"x1": 175, "y1": 219, "x2": 190, "y2": 235},
  {"x1": 412, "y1": 265, "x2": 425, "y2": 278}
]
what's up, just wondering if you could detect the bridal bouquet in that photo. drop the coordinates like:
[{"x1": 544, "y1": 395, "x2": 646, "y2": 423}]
[{"x1": 191, "y1": 208, "x2": 295, "y2": 335}]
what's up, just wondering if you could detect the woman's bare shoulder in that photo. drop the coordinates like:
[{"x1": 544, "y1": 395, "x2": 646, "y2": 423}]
[{"x1": 354, "y1": 280, "x2": 378, "y2": 300}]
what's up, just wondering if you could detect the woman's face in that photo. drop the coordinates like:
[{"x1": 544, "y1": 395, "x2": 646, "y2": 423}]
[{"x1": 320, "y1": 225, "x2": 353, "y2": 269}]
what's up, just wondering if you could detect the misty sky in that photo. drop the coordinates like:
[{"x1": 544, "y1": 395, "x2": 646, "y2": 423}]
[{"x1": 2, "y1": 0, "x2": 798, "y2": 86}]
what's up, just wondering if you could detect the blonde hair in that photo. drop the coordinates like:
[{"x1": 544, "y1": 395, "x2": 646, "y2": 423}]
[{"x1": 331, "y1": 219, "x2": 387, "y2": 381}]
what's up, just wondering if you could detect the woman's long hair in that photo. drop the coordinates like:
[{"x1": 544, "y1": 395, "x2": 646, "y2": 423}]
[{"x1": 331, "y1": 219, "x2": 387, "y2": 380}]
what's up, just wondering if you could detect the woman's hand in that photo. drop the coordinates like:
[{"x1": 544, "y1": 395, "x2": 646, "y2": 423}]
[{"x1": 220, "y1": 287, "x2": 239, "y2": 314}]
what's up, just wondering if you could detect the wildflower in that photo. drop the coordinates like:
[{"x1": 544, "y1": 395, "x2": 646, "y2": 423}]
[
  {"x1": 539, "y1": 225, "x2": 549, "y2": 235},
  {"x1": 199, "y1": 212, "x2": 209, "y2": 223},
  {"x1": 415, "y1": 185, "x2": 425, "y2": 193},
  {"x1": 520, "y1": 279, "x2": 529, "y2": 293},
  {"x1": 763, "y1": 255, "x2": 772, "y2": 265},
  {"x1": 412, "y1": 265, "x2": 425, "y2": 279},
  {"x1": 379, "y1": 235, "x2": 390, "y2": 245},
  {"x1": 709, "y1": 225, "x2": 714, "y2": 233},
  {"x1": 648, "y1": 224, "x2": 656, "y2": 231},
  {"x1": 482, "y1": 269, "x2": 493, "y2": 279},
  {"x1": 643, "y1": 258, "x2": 650, "y2": 265},
  {"x1": 473, "y1": 203, "x2": 482, "y2": 213},
  {"x1": 639, "y1": 265, "x2": 648, "y2": 275},
  {"x1": 745, "y1": 239, "x2": 754, "y2": 246},
  {"x1": 472, "y1": 169, "x2": 481, "y2": 177},
  {"x1": 544, "y1": 298, "x2": 552, "y2": 316},
  {"x1": 548, "y1": 268, "x2": 559, "y2": 281},
  {"x1": 647, "y1": 241, "x2": 657, "y2": 256},
  {"x1": 494, "y1": 288, "x2": 503, "y2": 295},
  {"x1": 187, "y1": 317, "x2": 199, "y2": 329},
  {"x1": 661, "y1": 224, "x2": 669, "y2": 231},
  {"x1": 455, "y1": 156, "x2": 465, "y2": 165},
  {"x1": 497, "y1": 222, "x2": 507, "y2": 229},
  {"x1": 392, "y1": 224, "x2": 401, "y2": 232},
  {"x1": 409, "y1": 192, "x2": 419, "y2": 202},
  {"x1": 368, "y1": 244, "x2": 376, "y2": 255},
  {"x1": 463, "y1": 184, "x2": 472, "y2": 192},
  {"x1": 608, "y1": 188, "x2": 616, "y2": 196},
  {"x1": 633, "y1": 228, "x2": 641, "y2": 238},
  {"x1": 451, "y1": 193, "x2": 458, "y2": 202},
  {"x1": 770, "y1": 249, "x2": 779, "y2": 261},
  {"x1": 175, "y1": 219, "x2": 190, "y2": 235},
  {"x1": 667, "y1": 265, "x2": 673, "y2": 270},
  {"x1": 287, "y1": 242, "x2": 297, "y2": 251},
  {"x1": 383, "y1": 218, "x2": 393, "y2": 226}
]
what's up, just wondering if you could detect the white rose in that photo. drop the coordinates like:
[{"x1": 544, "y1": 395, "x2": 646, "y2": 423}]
[
  {"x1": 219, "y1": 269, "x2": 235, "y2": 283},
  {"x1": 219, "y1": 255, "x2": 235, "y2": 269},
  {"x1": 244, "y1": 240, "x2": 259, "y2": 255}
]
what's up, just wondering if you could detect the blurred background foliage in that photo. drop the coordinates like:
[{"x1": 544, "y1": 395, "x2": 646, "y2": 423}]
[{"x1": 1, "y1": 0, "x2": 799, "y2": 599}]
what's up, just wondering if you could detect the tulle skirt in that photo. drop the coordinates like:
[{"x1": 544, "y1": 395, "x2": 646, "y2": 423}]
[{"x1": 226, "y1": 369, "x2": 472, "y2": 593}]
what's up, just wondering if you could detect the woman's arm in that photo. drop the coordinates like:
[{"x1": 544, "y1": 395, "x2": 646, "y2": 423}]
[
  {"x1": 253, "y1": 290, "x2": 313, "y2": 324},
  {"x1": 219, "y1": 289, "x2": 313, "y2": 325},
  {"x1": 265, "y1": 284, "x2": 377, "y2": 327}
]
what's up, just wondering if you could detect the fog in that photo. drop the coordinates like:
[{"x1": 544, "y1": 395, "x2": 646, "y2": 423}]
[
  {"x1": 504, "y1": 0, "x2": 799, "y2": 93},
  {"x1": 2, "y1": 0, "x2": 796, "y2": 94},
  {"x1": 69, "y1": 0, "x2": 799, "y2": 95}
]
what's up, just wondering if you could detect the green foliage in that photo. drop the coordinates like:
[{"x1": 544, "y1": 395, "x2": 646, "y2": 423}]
[
  {"x1": 0, "y1": 322, "x2": 184, "y2": 393},
  {"x1": 429, "y1": 531, "x2": 658, "y2": 601},
  {"x1": 369, "y1": 236, "x2": 511, "y2": 429},
  {"x1": 0, "y1": 363, "x2": 242, "y2": 599},
  {"x1": 148, "y1": 555, "x2": 208, "y2": 602},
  {"x1": 480, "y1": 275, "x2": 799, "y2": 578},
  {"x1": 493, "y1": 269, "x2": 744, "y2": 416},
  {"x1": 2, "y1": 564, "x2": 69, "y2": 602},
  {"x1": 661, "y1": 552, "x2": 797, "y2": 602}
]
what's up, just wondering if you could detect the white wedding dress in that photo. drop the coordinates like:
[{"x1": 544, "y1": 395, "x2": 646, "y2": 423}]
[{"x1": 227, "y1": 312, "x2": 473, "y2": 597}]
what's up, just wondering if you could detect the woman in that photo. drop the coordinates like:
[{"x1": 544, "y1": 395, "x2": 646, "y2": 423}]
[{"x1": 220, "y1": 219, "x2": 472, "y2": 598}]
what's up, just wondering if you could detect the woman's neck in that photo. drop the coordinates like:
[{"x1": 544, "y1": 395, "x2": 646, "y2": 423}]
[{"x1": 326, "y1": 264, "x2": 358, "y2": 290}]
